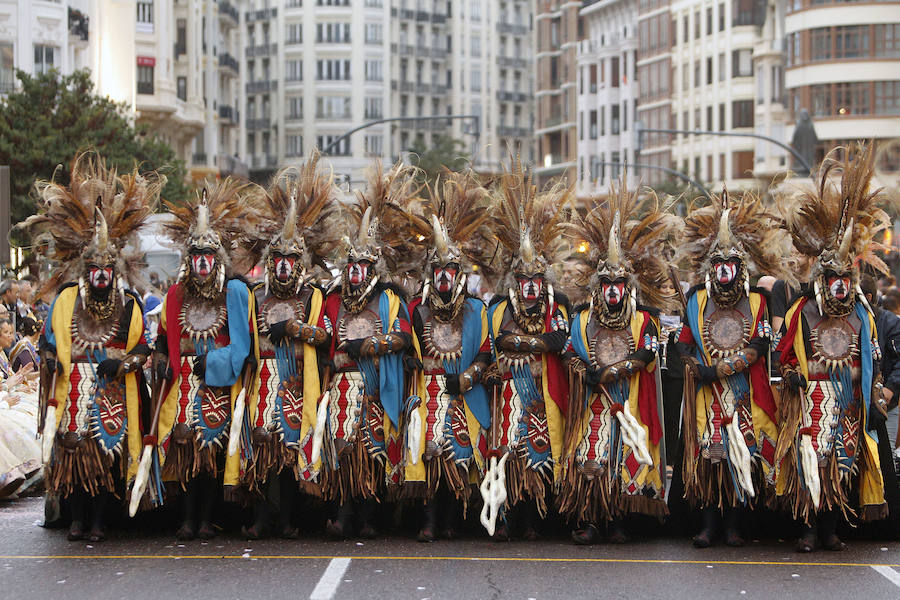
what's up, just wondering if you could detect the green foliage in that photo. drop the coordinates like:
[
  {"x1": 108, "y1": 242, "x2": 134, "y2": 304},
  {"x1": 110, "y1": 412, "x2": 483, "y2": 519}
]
[
  {"x1": 407, "y1": 135, "x2": 470, "y2": 185},
  {"x1": 0, "y1": 69, "x2": 189, "y2": 235}
]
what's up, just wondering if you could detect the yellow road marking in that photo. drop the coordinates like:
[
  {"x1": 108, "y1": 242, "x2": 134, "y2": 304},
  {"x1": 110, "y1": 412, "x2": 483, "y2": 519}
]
[{"x1": 0, "y1": 554, "x2": 897, "y2": 568}]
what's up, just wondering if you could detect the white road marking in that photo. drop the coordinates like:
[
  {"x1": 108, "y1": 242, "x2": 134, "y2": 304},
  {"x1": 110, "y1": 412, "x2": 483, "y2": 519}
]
[
  {"x1": 310, "y1": 557, "x2": 352, "y2": 600},
  {"x1": 871, "y1": 565, "x2": 900, "y2": 588}
]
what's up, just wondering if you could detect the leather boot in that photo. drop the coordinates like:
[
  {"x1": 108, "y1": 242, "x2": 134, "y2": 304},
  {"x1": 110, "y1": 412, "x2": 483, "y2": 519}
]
[
  {"x1": 326, "y1": 501, "x2": 354, "y2": 539},
  {"x1": 818, "y1": 511, "x2": 846, "y2": 551},
  {"x1": 608, "y1": 518, "x2": 629, "y2": 544},
  {"x1": 67, "y1": 491, "x2": 86, "y2": 541},
  {"x1": 197, "y1": 476, "x2": 217, "y2": 540},
  {"x1": 277, "y1": 473, "x2": 299, "y2": 539},
  {"x1": 417, "y1": 499, "x2": 438, "y2": 542},
  {"x1": 796, "y1": 516, "x2": 818, "y2": 553},
  {"x1": 723, "y1": 507, "x2": 744, "y2": 547},
  {"x1": 88, "y1": 492, "x2": 108, "y2": 542},
  {"x1": 358, "y1": 498, "x2": 378, "y2": 539},
  {"x1": 176, "y1": 479, "x2": 198, "y2": 541},
  {"x1": 571, "y1": 523, "x2": 599, "y2": 545},
  {"x1": 692, "y1": 506, "x2": 718, "y2": 548}
]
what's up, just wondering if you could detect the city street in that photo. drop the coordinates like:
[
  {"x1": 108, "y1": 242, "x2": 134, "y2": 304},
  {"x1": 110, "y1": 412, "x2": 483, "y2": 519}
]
[{"x1": 1, "y1": 497, "x2": 898, "y2": 600}]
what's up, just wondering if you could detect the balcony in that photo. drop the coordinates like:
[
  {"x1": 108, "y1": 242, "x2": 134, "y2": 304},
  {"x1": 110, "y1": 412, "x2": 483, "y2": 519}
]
[
  {"x1": 218, "y1": 105, "x2": 236, "y2": 123},
  {"x1": 192, "y1": 152, "x2": 208, "y2": 164},
  {"x1": 497, "y1": 22, "x2": 529, "y2": 36},
  {"x1": 137, "y1": 81, "x2": 154, "y2": 95},
  {"x1": 415, "y1": 10, "x2": 430, "y2": 21},
  {"x1": 497, "y1": 126, "x2": 530, "y2": 138},
  {"x1": 68, "y1": 7, "x2": 89, "y2": 42},
  {"x1": 415, "y1": 82, "x2": 431, "y2": 94},
  {"x1": 245, "y1": 8, "x2": 276, "y2": 23},
  {"x1": 497, "y1": 90, "x2": 528, "y2": 103},
  {"x1": 391, "y1": 7, "x2": 416, "y2": 19},
  {"x1": 218, "y1": 52, "x2": 239, "y2": 73},
  {"x1": 246, "y1": 118, "x2": 272, "y2": 131},
  {"x1": 219, "y1": 1, "x2": 239, "y2": 26},
  {"x1": 391, "y1": 80, "x2": 415, "y2": 92},
  {"x1": 431, "y1": 13, "x2": 447, "y2": 24},
  {"x1": 391, "y1": 43, "x2": 414, "y2": 56},
  {"x1": 498, "y1": 56, "x2": 530, "y2": 69},
  {"x1": 246, "y1": 80, "x2": 278, "y2": 94},
  {"x1": 245, "y1": 43, "x2": 277, "y2": 58}
]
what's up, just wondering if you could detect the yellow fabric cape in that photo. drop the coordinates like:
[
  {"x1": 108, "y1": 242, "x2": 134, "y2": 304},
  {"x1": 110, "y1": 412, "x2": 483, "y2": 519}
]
[
  {"x1": 774, "y1": 299, "x2": 884, "y2": 508},
  {"x1": 689, "y1": 289, "x2": 777, "y2": 477},
  {"x1": 50, "y1": 285, "x2": 145, "y2": 481},
  {"x1": 405, "y1": 301, "x2": 489, "y2": 484},
  {"x1": 156, "y1": 286, "x2": 259, "y2": 489},
  {"x1": 568, "y1": 309, "x2": 664, "y2": 493},
  {"x1": 489, "y1": 299, "x2": 568, "y2": 481}
]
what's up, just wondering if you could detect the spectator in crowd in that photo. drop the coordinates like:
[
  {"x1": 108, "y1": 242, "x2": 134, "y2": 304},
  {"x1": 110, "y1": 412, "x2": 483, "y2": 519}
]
[{"x1": 0, "y1": 280, "x2": 17, "y2": 333}]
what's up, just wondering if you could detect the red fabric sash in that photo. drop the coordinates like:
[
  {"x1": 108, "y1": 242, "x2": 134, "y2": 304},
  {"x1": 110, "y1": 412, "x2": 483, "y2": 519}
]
[
  {"x1": 544, "y1": 301, "x2": 569, "y2": 414},
  {"x1": 634, "y1": 313, "x2": 663, "y2": 444},
  {"x1": 165, "y1": 283, "x2": 185, "y2": 375}
]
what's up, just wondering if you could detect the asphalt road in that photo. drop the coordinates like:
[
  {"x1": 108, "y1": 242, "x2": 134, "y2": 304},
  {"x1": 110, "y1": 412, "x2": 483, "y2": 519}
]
[{"x1": 1, "y1": 497, "x2": 899, "y2": 600}]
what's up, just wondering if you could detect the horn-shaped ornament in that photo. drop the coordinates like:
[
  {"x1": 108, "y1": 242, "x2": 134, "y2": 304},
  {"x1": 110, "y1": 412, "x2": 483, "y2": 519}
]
[
  {"x1": 196, "y1": 188, "x2": 210, "y2": 238},
  {"x1": 520, "y1": 222, "x2": 535, "y2": 266},
  {"x1": 92, "y1": 198, "x2": 110, "y2": 253},
  {"x1": 431, "y1": 214, "x2": 450, "y2": 263},
  {"x1": 837, "y1": 217, "x2": 854, "y2": 264},
  {"x1": 358, "y1": 206, "x2": 373, "y2": 249},
  {"x1": 607, "y1": 210, "x2": 622, "y2": 268},
  {"x1": 282, "y1": 189, "x2": 298, "y2": 243}
]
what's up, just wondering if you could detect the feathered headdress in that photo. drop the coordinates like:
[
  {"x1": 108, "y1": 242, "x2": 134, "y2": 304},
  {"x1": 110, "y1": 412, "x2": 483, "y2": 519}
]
[
  {"x1": 164, "y1": 177, "x2": 266, "y2": 294},
  {"x1": 681, "y1": 187, "x2": 794, "y2": 290},
  {"x1": 489, "y1": 156, "x2": 573, "y2": 290},
  {"x1": 339, "y1": 160, "x2": 427, "y2": 282},
  {"x1": 405, "y1": 169, "x2": 493, "y2": 305},
  {"x1": 261, "y1": 151, "x2": 343, "y2": 293},
  {"x1": 19, "y1": 152, "x2": 163, "y2": 303},
  {"x1": 572, "y1": 177, "x2": 682, "y2": 313},
  {"x1": 779, "y1": 143, "x2": 889, "y2": 279}
]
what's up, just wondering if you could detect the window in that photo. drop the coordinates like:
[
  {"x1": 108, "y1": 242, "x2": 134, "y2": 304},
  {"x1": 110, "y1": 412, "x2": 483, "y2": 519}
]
[
  {"x1": 732, "y1": 0, "x2": 763, "y2": 27},
  {"x1": 694, "y1": 60, "x2": 700, "y2": 87},
  {"x1": 811, "y1": 27, "x2": 831, "y2": 61},
  {"x1": 176, "y1": 19, "x2": 187, "y2": 56},
  {"x1": 682, "y1": 15, "x2": 688, "y2": 44},
  {"x1": 834, "y1": 82, "x2": 870, "y2": 115},
  {"x1": 470, "y1": 0, "x2": 481, "y2": 21},
  {"x1": 287, "y1": 0, "x2": 303, "y2": 6},
  {"x1": 836, "y1": 25, "x2": 869, "y2": 59},
  {"x1": 718, "y1": 2, "x2": 725, "y2": 31},
  {"x1": 316, "y1": 96, "x2": 351, "y2": 119},
  {"x1": 732, "y1": 49, "x2": 752, "y2": 77},
  {"x1": 286, "y1": 60, "x2": 302, "y2": 81},
  {"x1": 611, "y1": 57, "x2": 619, "y2": 88},
  {"x1": 471, "y1": 36, "x2": 481, "y2": 57},
  {"x1": 706, "y1": 7, "x2": 712, "y2": 35},
  {"x1": 0, "y1": 44, "x2": 12, "y2": 92},
  {"x1": 316, "y1": 59, "x2": 351, "y2": 80},
  {"x1": 317, "y1": 0, "x2": 350, "y2": 5},
  {"x1": 365, "y1": 96, "x2": 382, "y2": 119},
  {"x1": 177, "y1": 76, "x2": 187, "y2": 101},
  {"x1": 471, "y1": 69, "x2": 481, "y2": 91},
  {"x1": 589, "y1": 110, "x2": 598, "y2": 139},
  {"x1": 732, "y1": 99, "x2": 753, "y2": 127},
  {"x1": 611, "y1": 105, "x2": 620, "y2": 134},
  {"x1": 316, "y1": 134, "x2": 350, "y2": 155},
  {"x1": 364, "y1": 134, "x2": 383, "y2": 156},
  {"x1": 137, "y1": 0, "x2": 154, "y2": 32},
  {"x1": 287, "y1": 96, "x2": 303, "y2": 119},
  {"x1": 706, "y1": 106, "x2": 713, "y2": 131},
  {"x1": 286, "y1": 134, "x2": 303, "y2": 157},
  {"x1": 317, "y1": 23, "x2": 350, "y2": 43},
  {"x1": 137, "y1": 64, "x2": 154, "y2": 94},
  {"x1": 719, "y1": 103, "x2": 725, "y2": 131},
  {"x1": 286, "y1": 23, "x2": 302, "y2": 45},
  {"x1": 706, "y1": 57, "x2": 713, "y2": 85},
  {"x1": 34, "y1": 45, "x2": 56, "y2": 75},
  {"x1": 365, "y1": 0, "x2": 383, "y2": 6},
  {"x1": 875, "y1": 81, "x2": 900, "y2": 115},
  {"x1": 365, "y1": 60, "x2": 383, "y2": 81},
  {"x1": 365, "y1": 23, "x2": 383, "y2": 44},
  {"x1": 718, "y1": 52, "x2": 726, "y2": 81},
  {"x1": 694, "y1": 11, "x2": 700, "y2": 39},
  {"x1": 733, "y1": 150, "x2": 754, "y2": 179},
  {"x1": 875, "y1": 24, "x2": 900, "y2": 58}
]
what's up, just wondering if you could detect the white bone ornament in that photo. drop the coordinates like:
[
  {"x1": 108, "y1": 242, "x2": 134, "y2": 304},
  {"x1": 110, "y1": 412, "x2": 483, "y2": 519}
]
[
  {"x1": 41, "y1": 405, "x2": 56, "y2": 464},
  {"x1": 799, "y1": 433, "x2": 821, "y2": 510},
  {"x1": 310, "y1": 390, "x2": 331, "y2": 464},
  {"x1": 129, "y1": 443, "x2": 154, "y2": 517},
  {"x1": 615, "y1": 401, "x2": 652, "y2": 466},
  {"x1": 479, "y1": 453, "x2": 509, "y2": 536},
  {"x1": 725, "y1": 414, "x2": 755, "y2": 498},
  {"x1": 407, "y1": 406, "x2": 422, "y2": 466},
  {"x1": 227, "y1": 388, "x2": 246, "y2": 456}
]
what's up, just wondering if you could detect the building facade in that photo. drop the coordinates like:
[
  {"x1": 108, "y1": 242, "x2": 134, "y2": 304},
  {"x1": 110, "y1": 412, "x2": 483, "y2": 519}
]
[
  {"x1": 535, "y1": 0, "x2": 580, "y2": 186},
  {"x1": 784, "y1": 0, "x2": 900, "y2": 167},
  {"x1": 635, "y1": 0, "x2": 674, "y2": 187},
  {"x1": 575, "y1": 0, "x2": 639, "y2": 197}
]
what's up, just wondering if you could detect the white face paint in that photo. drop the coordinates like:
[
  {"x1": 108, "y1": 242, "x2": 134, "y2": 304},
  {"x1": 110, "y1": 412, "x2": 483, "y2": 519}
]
[
  {"x1": 602, "y1": 280, "x2": 626, "y2": 307},
  {"x1": 516, "y1": 274, "x2": 543, "y2": 305},
  {"x1": 347, "y1": 261, "x2": 370, "y2": 286},
  {"x1": 88, "y1": 266, "x2": 113, "y2": 290},
  {"x1": 433, "y1": 265, "x2": 459, "y2": 294},
  {"x1": 714, "y1": 259, "x2": 739, "y2": 285},
  {"x1": 827, "y1": 274, "x2": 851, "y2": 300},
  {"x1": 274, "y1": 255, "x2": 298, "y2": 282},
  {"x1": 191, "y1": 253, "x2": 216, "y2": 279}
]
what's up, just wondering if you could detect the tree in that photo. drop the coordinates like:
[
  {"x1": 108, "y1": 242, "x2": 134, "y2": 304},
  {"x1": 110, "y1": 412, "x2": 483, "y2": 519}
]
[
  {"x1": 0, "y1": 69, "x2": 189, "y2": 233},
  {"x1": 407, "y1": 135, "x2": 470, "y2": 185}
]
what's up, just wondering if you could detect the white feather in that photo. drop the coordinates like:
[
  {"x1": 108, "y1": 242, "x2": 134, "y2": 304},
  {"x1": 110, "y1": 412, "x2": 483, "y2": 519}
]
[
  {"x1": 227, "y1": 389, "x2": 246, "y2": 456},
  {"x1": 42, "y1": 405, "x2": 56, "y2": 464},
  {"x1": 128, "y1": 444, "x2": 153, "y2": 517}
]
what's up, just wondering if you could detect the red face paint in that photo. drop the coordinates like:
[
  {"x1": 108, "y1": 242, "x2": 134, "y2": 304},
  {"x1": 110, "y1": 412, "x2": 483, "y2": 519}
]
[
  {"x1": 348, "y1": 261, "x2": 370, "y2": 285},
  {"x1": 88, "y1": 266, "x2": 113, "y2": 289},
  {"x1": 191, "y1": 253, "x2": 216, "y2": 278},
  {"x1": 827, "y1": 274, "x2": 851, "y2": 300},
  {"x1": 516, "y1": 274, "x2": 543, "y2": 303},
  {"x1": 433, "y1": 265, "x2": 459, "y2": 293},
  {"x1": 274, "y1": 255, "x2": 298, "y2": 282},
  {"x1": 713, "y1": 259, "x2": 739, "y2": 285},
  {"x1": 602, "y1": 280, "x2": 626, "y2": 306}
]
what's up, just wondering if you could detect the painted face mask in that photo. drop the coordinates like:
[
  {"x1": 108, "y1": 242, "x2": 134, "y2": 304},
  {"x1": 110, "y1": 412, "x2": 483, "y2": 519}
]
[
  {"x1": 712, "y1": 257, "x2": 741, "y2": 286},
  {"x1": 517, "y1": 274, "x2": 544, "y2": 304},
  {"x1": 826, "y1": 272, "x2": 852, "y2": 300},
  {"x1": 88, "y1": 265, "x2": 114, "y2": 290},
  {"x1": 347, "y1": 260, "x2": 372, "y2": 286},
  {"x1": 433, "y1": 263, "x2": 459, "y2": 294},
  {"x1": 602, "y1": 278, "x2": 627, "y2": 308},
  {"x1": 274, "y1": 253, "x2": 299, "y2": 283},
  {"x1": 191, "y1": 251, "x2": 217, "y2": 279}
]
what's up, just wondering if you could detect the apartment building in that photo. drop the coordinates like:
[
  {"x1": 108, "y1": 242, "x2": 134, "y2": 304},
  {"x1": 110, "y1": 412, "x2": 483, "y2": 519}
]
[
  {"x1": 784, "y1": 0, "x2": 900, "y2": 167},
  {"x1": 534, "y1": 0, "x2": 580, "y2": 187},
  {"x1": 575, "y1": 0, "x2": 639, "y2": 197},
  {"x1": 635, "y1": 0, "x2": 673, "y2": 187}
]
